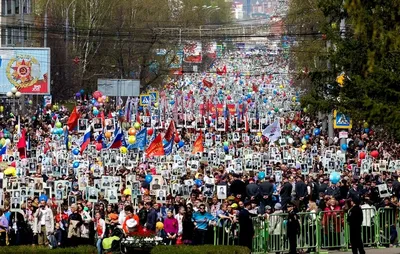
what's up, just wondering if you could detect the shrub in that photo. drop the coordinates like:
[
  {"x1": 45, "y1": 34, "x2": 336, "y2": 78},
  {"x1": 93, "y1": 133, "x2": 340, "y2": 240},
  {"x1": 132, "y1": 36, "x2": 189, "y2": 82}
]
[
  {"x1": 0, "y1": 245, "x2": 97, "y2": 254},
  {"x1": 150, "y1": 245, "x2": 251, "y2": 254}
]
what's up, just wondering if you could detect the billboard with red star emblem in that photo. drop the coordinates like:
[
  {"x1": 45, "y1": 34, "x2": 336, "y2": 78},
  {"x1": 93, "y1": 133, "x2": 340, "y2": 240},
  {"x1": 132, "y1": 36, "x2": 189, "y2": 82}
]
[{"x1": 0, "y1": 48, "x2": 50, "y2": 94}]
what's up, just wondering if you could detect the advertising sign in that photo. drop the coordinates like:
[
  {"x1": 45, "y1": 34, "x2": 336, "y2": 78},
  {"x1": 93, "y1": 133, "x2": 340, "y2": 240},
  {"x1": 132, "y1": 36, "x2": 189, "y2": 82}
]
[
  {"x1": 183, "y1": 41, "x2": 202, "y2": 63},
  {"x1": 97, "y1": 79, "x2": 140, "y2": 97},
  {"x1": 0, "y1": 48, "x2": 50, "y2": 94}
]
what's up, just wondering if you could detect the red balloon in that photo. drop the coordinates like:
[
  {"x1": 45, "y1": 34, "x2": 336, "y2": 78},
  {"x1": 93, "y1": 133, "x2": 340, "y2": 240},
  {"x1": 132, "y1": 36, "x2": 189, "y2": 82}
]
[
  {"x1": 96, "y1": 142, "x2": 102, "y2": 151},
  {"x1": 359, "y1": 152, "x2": 366, "y2": 159},
  {"x1": 92, "y1": 91, "x2": 103, "y2": 99},
  {"x1": 147, "y1": 128, "x2": 154, "y2": 136},
  {"x1": 371, "y1": 150, "x2": 379, "y2": 158},
  {"x1": 10, "y1": 161, "x2": 16, "y2": 167}
]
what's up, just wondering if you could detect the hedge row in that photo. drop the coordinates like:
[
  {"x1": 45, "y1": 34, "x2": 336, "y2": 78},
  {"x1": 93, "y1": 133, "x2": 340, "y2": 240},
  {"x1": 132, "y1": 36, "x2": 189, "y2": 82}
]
[
  {"x1": 151, "y1": 245, "x2": 251, "y2": 254},
  {"x1": 0, "y1": 245, "x2": 97, "y2": 254}
]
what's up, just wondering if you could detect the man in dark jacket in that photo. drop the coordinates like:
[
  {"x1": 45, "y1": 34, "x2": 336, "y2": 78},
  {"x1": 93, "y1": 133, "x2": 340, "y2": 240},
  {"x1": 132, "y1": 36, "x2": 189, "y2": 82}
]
[
  {"x1": 325, "y1": 182, "x2": 341, "y2": 201},
  {"x1": 286, "y1": 202, "x2": 300, "y2": 254},
  {"x1": 145, "y1": 202, "x2": 157, "y2": 231},
  {"x1": 238, "y1": 201, "x2": 255, "y2": 250},
  {"x1": 258, "y1": 179, "x2": 274, "y2": 214},
  {"x1": 229, "y1": 174, "x2": 246, "y2": 200},
  {"x1": 347, "y1": 198, "x2": 365, "y2": 254},
  {"x1": 246, "y1": 178, "x2": 259, "y2": 200},
  {"x1": 138, "y1": 201, "x2": 148, "y2": 226},
  {"x1": 295, "y1": 176, "x2": 307, "y2": 210},
  {"x1": 347, "y1": 180, "x2": 361, "y2": 202},
  {"x1": 280, "y1": 177, "x2": 292, "y2": 210}
]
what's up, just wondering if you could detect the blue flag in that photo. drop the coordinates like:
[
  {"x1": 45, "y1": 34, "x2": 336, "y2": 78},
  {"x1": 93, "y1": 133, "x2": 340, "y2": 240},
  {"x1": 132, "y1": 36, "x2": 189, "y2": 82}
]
[
  {"x1": 163, "y1": 138, "x2": 173, "y2": 155},
  {"x1": 130, "y1": 128, "x2": 147, "y2": 150}
]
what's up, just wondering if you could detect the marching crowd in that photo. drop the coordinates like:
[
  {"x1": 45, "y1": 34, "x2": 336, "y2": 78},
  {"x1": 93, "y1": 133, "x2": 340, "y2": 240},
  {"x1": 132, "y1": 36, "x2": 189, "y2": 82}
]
[{"x1": 0, "y1": 44, "x2": 399, "y2": 254}]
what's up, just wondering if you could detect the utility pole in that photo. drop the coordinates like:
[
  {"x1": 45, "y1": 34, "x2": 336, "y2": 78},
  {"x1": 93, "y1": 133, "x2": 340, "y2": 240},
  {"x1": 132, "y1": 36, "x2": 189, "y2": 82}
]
[
  {"x1": 44, "y1": 0, "x2": 51, "y2": 47},
  {"x1": 21, "y1": 0, "x2": 25, "y2": 47}
]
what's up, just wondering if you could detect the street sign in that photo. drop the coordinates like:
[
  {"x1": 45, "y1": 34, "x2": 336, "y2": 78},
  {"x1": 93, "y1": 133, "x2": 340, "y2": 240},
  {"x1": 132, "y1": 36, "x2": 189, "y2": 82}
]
[
  {"x1": 140, "y1": 94, "x2": 150, "y2": 106},
  {"x1": 333, "y1": 110, "x2": 352, "y2": 129},
  {"x1": 148, "y1": 91, "x2": 159, "y2": 103},
  {"x1": 339, "y1": 131, "x2": 348, "y2": 139}
]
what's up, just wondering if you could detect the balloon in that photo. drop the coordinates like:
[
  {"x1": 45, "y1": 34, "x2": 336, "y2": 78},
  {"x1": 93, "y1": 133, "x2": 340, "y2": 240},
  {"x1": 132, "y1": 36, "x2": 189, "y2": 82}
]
[
  {"x1": 123, "y1": 188, "x2": 132, "y2": 196},
  {"x1": 195, "y1": 179, "x2": 202, "y2": 187},
  {"x1": 305, "y1": 134, "x2": 310, "y2": 140},
  {"x1": 288, "y1": 138, "x2": 294, "y2": 144},
  {"x1": 371, "y1": 150, "x2": 379, "y2": 158},
  {"x1": 72, "y1": 148, "x2": 80, "y2": 155},
  {"x1": 223, "y1": 145, "x2": 229, "y2": 152},
  {"x1": 359, "y1": 152, "x2": 366, "y2": 159},
  {"x1": 178, "y1": 140, "x2": 185, "y2": 148},
  {"x1": 128, "y1": 128, "x2": 136, "y2": 136},
  {"x1": 120, "y1": 146, "x2": 128, "y2": 154},
  {"x1": 55, "y1": 122, "x2": 62, "y2": 128},
  {"x1": 145, "y1": 174, "x2": 153, "y2": 184},
  {"x1": 93, "y1": 109, "x2": 99, "y2": 116},
  {"x1": 170, "y1": 100, "x2": 175, "y2": 105},
  {"x1": 39, "y1": 194, "x2": 48, "y2": 203},
  {"x1": 363, "y1": 122, "x2": 369, "y2": 128},
  {"x1": 10, "y1": 161, "x2": 16, "y2": 167},
  {"x1": 341, "y1": 143, "x2": 348, "y2": 151},
  {"x1": 329, "y1": 172, "x2": 341, "y2": 184},
  {"x1": 105, "y1": 132, "x2": 112, "y2": 139},
  {"x1": 4, "y1": 167, "x2": 16, "y2": 177},
  {"x1": 0, "y1": 106, "x2": 3, "y2": 112},
  {"x1": 128, "y1": 136, "x2": 136, "y2": 144},
  {"x1": 302, "y1": 139, "x2": 307, "y2": 145},
  {"x1": 364, "y1": 128, "x2": 369, "y2": 133},
  {"x1": 80, "y1": 89, "x2": 84, "y2": 94},
  {"x1": 76, "y1": 92, "x2": 81, "y2": 98},
  {"x1": 15, "y1": 125, "x2": 19, "y2": 131},
  {"x1": 314, "y1": 128, "x2": 321, "y2": 135},
  {"x1": 223, "y1": 141, "x2": 229, "y2": 146},
  {"x1": 134, "y1": 122, "x2": 141, "y2": 130},
  {"x1": 302, "y1": 144, "x2": 307, "y2": 150},
  {"x1": 5, "y1": 139, "x2": 10, "y2": 145},
  {"x1": 258, "y1": 171, "x2": 265, "y2": 180},
  {"x1": 96, "y1": 142, "x2": 102, "y2": 151},
  {"x1": 154, "y1": 102, "x2": 159, "y2": 108},
  {"x1": 73, "y1": 161, "x2": 80, "y2": 168},
  {"x1": 147, "y1": 128, "x2": 154, "y2": 136},
  {"x1": 93, "y1": 91, "x2": 103, "y2": 99}
]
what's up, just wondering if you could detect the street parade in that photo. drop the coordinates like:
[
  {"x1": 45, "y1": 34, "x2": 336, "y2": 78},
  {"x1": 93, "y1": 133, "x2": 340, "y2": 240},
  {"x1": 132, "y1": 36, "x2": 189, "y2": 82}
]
[{"x1": 0, "y1": 1, "x2": 398, "y2": 254}]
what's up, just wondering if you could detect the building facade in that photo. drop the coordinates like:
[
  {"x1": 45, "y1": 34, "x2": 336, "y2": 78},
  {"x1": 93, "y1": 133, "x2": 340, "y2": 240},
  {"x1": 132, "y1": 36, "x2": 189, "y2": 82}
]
[{"x1": 0, "y1": 0, "x2": 35, "y2": 47}]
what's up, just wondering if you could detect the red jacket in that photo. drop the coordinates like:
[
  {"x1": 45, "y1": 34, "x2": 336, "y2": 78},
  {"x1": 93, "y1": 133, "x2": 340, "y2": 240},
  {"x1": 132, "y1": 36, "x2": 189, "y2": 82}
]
[{"x1": 322, "y1": 206, "x2": 343, "y2": 233}]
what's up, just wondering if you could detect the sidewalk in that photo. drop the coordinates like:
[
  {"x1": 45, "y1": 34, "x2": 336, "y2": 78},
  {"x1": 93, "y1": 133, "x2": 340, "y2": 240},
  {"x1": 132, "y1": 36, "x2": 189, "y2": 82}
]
[{"x1": 334, "y1": 247, "x2": 400, "y2": 254}]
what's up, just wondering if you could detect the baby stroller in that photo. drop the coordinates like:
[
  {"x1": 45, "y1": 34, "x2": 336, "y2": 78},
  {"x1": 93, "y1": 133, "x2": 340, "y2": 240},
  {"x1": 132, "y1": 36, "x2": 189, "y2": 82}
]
[{"x1": 102, "y1": 226, "x2": 124, "y2": 254}]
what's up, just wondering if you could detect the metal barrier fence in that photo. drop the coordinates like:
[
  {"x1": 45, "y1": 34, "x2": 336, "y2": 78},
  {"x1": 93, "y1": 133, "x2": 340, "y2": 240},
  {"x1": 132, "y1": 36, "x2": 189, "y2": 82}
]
[{"x1": 213, "y1": 207, "x2": 400, "y2": 253}]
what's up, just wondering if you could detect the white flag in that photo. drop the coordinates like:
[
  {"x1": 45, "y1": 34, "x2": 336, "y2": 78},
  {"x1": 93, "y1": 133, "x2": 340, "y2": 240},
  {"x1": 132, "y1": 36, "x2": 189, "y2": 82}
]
[{"x1": 262, "y1": 120, "x2": 281, "y2": 143}]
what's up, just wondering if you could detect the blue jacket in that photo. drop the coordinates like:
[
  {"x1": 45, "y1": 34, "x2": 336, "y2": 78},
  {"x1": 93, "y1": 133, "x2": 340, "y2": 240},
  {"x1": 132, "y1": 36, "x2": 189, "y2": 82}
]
[{"x1": 192, "y1": 211, "x2": 216, "y2": 230}]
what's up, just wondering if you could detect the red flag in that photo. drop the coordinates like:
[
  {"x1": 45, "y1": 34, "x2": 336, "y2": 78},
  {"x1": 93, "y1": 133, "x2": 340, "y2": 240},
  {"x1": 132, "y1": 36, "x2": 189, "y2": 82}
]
[
  {"x1": 222, "y1": 65, "x2": 227, "y2": 74},
  {"x1": 67, "y1": 106, "x2": 80, "y2": 131},
  {"x1": 17, "y1": 129, "x2": 27, "y2": 159},
  {"x1": 164, "y1": 120, "x2": 176, "y2": 141},
  {"x1": 216, "y1": 68, "x2": 223, "y2": 75},
  {"x1": 192, "y1": 132, "x2": 204, "y2": 154},
  {"x1": 146, "y1": 134, "x2": 165, "y2": 158},
  {"x1": 202, "y1": 79, "x2": 213, "y2": 88}
]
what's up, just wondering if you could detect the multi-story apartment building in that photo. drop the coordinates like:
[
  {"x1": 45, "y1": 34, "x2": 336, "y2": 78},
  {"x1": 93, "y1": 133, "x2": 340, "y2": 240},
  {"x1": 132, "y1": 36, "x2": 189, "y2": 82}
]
[{"x1": 0, "y1": 0, "x2": 35, "y2": 47}]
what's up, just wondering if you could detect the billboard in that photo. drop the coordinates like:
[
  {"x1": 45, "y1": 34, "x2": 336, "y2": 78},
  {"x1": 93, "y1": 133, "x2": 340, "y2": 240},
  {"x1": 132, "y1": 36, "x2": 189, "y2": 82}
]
[
  {"x1": 97, "y1": 79, "x2": 140, "y2": 97},
  {"x1": 183, "y1": 41, "x2": 202, "y2": 63},
  {"x1": 0, "y1": 48, "x2": 50, "y2": 94}
]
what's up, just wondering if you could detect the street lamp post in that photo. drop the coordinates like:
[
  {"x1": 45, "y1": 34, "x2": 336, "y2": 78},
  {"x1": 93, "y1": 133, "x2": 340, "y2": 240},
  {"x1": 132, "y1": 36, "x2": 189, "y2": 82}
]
[{"x1": 6, "y1": 88, "x2": 22, "y2": 114}]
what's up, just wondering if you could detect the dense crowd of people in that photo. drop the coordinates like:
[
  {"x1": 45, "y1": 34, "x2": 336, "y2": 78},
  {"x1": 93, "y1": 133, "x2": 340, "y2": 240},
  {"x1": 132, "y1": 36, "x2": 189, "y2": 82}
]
[{"x1": 0, "y1": 44, "x2": 398, "y2": 254}]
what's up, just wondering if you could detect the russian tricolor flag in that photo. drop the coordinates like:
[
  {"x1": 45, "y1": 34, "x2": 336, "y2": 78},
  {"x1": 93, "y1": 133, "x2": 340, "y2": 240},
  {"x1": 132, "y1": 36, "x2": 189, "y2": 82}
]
[
  {"x1": 107, "y1": 127, "x2": 123, "y2": 149},
  {"x1": 80, "y1": 126, "x2": 91, "y2": 155}
]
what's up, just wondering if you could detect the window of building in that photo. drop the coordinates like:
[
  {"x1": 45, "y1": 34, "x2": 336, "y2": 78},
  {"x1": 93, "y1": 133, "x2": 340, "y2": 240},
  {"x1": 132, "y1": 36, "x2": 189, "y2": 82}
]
[
  {"x1": 15, "y1": 0, "x2": 19, "y2": 14},
  {"x1": 7, "y1": 0, "x2": 13, "y2": 15},
  {"x1": 23, "y1": 0, "x2": 31, "y2": 14},
  {"x1": 267, "y1": 1, "x2": 272, "y2": 8},
  {"x1": 6, "y1": 27, "x2": 13, "y2": 45}
]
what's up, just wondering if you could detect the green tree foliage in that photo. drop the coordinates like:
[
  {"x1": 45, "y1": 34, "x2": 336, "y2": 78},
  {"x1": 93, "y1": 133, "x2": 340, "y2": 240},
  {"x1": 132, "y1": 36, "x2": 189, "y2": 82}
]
[
  {"x1": 289, "y1": 0, "x2": 400, "y2": 138},
  {"x1": 35, "y1": 0, "x2": 232, "y2": 99}
]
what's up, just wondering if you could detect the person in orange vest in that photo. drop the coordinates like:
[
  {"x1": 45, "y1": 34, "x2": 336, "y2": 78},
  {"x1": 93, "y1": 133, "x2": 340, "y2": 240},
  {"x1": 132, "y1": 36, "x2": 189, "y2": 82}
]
[{"x1": 122, "y1": 205, "x2": 141, "y2": 236}]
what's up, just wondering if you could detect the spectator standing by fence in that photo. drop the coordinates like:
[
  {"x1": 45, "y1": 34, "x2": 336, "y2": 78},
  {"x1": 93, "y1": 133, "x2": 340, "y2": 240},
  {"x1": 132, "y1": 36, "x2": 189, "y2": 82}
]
[{"x1": 348, "y1": 198, "x2": 365, "y2": 254}]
